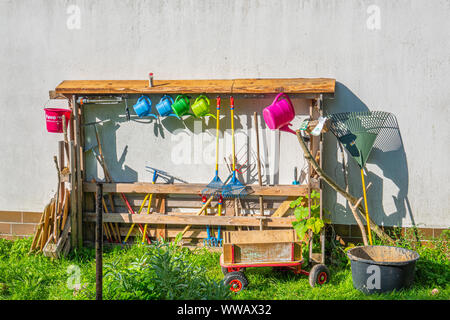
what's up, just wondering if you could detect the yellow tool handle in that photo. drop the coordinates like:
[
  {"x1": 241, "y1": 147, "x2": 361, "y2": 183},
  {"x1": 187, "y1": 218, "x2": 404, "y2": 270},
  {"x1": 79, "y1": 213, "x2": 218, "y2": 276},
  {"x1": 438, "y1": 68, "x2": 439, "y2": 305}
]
[
  {"x1": 230, "y1": 97, "x2": 236, "y2": 171},
  {"x1": 123, "y1": 224, "x2": 135, "y2": 243},
  {"x1": 141, "y1": 181, "x2": 156, "y2": 244},
  {"x1": 180, "y1": 195, "x2": 214, "y2": 237},
  {"x1": 215, "y1": 100, "x2": 220, "y2": 172},
  {"x1": 361, "y1": 168, "x2": 373, "y2": 245},
  {"x1": 123, "y1": 193, "x2": 150, "y2": 243},
  {"x1": 141, "y1": 226, "x2": 148, "y2": 244}
]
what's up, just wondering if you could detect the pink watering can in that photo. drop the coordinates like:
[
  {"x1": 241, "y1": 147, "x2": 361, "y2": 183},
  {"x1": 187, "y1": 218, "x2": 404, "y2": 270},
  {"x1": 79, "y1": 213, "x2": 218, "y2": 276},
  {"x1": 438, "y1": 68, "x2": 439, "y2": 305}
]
[{"x1": 262, "y1": 92, "x2": 296, "y2": 134}]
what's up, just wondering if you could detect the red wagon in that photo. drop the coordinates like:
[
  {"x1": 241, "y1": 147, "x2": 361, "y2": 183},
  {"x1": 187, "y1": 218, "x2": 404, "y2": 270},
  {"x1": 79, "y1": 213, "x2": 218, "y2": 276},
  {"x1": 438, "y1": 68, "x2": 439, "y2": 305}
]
[{"x1": 220, "y1": 230, "x2": 330, "y2": 292}]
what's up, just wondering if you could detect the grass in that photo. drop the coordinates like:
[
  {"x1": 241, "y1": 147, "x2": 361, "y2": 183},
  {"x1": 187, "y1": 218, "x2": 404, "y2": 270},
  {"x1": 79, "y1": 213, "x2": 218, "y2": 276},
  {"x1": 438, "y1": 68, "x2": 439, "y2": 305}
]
[{"x1": 0, "y1": 230, "x2": 448, "y2": 300}]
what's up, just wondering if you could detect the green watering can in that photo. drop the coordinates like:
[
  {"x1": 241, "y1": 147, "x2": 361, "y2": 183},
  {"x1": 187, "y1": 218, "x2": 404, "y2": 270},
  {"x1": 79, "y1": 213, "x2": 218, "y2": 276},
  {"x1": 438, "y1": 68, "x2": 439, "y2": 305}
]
[
  {"x1": 191, "y1": 95, "x2": 216, "y2": 119},
  {"x1": 172, "y1": 95, "x2": 194, "y2": 118}
]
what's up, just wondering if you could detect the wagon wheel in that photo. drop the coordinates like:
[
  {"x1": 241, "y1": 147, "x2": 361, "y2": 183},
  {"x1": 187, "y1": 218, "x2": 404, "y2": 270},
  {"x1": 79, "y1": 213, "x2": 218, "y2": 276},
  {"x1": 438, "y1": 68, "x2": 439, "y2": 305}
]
[
  {"x1": 223, "y1": 271, "x2": 248, "y2": 293},
  {"x1": 222, "y1": 266, "x2": 246, "y2": 275},
  {"x1": 308, "y1": 264, "x2": 330, "y2": 287},
  {"x1": 221, "y1": 266, "x2": 229, "y2": 275}
]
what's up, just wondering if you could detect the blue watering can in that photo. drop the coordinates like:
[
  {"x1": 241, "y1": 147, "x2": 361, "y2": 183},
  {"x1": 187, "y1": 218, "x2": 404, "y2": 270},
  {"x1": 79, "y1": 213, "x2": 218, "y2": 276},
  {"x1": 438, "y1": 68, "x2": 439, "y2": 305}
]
[
  {"x1": 155, "y1": 95, "x2": 180, "y2": 119},
  {"x1": 133, "y1": 95, "x2": 157, "y2": 118}
]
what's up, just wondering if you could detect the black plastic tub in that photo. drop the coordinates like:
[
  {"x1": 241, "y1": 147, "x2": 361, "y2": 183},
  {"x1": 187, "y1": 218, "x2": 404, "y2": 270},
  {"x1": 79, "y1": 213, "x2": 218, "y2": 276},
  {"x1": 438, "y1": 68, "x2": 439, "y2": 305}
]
[{"x1": 347, "y1": 245, "x2": 420, "y2": 294}]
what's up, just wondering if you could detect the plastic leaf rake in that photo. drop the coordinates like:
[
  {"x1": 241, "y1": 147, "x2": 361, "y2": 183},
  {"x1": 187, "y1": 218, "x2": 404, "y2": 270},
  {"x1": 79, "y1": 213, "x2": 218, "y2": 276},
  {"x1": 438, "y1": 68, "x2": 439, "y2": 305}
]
[
  {"x1": 327, "y1": 111, "x2": 392, "y2": 245},
  {"x1": 327, "y1": 111, "x2": 392, "y2": 168}
]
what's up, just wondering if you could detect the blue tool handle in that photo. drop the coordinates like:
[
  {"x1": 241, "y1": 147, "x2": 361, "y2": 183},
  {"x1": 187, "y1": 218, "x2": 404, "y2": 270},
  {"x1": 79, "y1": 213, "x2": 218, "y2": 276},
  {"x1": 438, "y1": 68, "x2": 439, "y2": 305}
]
[{"x1": 152, "y1": 171, "x2": 158, "y2": 183}]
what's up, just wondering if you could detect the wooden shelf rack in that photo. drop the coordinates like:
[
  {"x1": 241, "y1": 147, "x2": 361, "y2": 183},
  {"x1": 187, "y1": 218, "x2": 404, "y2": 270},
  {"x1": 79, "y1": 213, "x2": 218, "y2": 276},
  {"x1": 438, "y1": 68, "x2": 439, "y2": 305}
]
[{"x1": 50, "y1": 77, "x2": 335, "y2": 263}]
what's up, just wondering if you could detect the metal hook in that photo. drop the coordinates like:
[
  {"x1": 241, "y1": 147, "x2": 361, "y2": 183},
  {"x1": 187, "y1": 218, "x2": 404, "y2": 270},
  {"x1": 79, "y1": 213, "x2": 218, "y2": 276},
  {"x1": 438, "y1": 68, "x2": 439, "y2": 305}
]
[{"x1": 123, "y1": 94, "x2": 130, "y2": 121}]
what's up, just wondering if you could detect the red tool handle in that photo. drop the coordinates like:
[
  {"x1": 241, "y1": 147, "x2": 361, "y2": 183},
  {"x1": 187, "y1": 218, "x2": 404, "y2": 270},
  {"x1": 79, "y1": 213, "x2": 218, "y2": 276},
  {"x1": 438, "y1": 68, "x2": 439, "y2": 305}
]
[{"x1": 120, "y1": 193, "x2": 151, "y2": 244}]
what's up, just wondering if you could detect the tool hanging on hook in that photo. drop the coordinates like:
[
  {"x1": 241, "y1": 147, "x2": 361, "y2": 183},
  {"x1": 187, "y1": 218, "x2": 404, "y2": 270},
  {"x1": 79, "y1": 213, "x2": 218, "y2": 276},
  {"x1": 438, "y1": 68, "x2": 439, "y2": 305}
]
[
  {"x1": 222, "y1": 96, "x2": 247, "y2": 199},
  {"x1": 202, "y1": 96, "x2": 224, "y2": 197},
  {"x1": 292, "y1": 167, "x2": 300, "y2": 185},
  {"x1": 124, "y1": 94, "x2": 130, "y2": 121},
  {"x1": 77, "y1": 96, "x2": 123, "y2": 105}
]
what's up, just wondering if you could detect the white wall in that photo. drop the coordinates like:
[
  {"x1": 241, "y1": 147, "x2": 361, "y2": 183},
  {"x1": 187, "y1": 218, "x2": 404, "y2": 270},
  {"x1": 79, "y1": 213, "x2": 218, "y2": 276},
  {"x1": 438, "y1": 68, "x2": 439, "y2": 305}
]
[{"x1": 0, "y1": 0, "x2": 449, "y2": 229}]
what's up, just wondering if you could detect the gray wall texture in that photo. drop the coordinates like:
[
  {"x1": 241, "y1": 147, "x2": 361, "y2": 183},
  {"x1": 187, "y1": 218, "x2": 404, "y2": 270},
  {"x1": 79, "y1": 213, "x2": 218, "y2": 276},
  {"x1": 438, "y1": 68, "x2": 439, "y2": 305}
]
[{"x1": 0, "y1": 0, "x2": 449, "y2": 229}]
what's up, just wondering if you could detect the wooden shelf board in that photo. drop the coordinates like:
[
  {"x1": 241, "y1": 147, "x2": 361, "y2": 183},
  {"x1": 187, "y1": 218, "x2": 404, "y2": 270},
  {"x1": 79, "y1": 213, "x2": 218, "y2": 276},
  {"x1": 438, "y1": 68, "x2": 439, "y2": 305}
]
[
  {"x1": 82, "y1": 182, "x2": 319, "y2": 196},
  {"x1": 220, "y1": 260, "x2": 303, "y2": 267},
  {"x1": 54, "y1": 78, "x2": 335, "y2": 95},
  {"x1": 83, "y1": 212, "x2": 295, "y2": 228},
  {"x1": 232, "y1": 78, "x2": 335, "y2": 94}
]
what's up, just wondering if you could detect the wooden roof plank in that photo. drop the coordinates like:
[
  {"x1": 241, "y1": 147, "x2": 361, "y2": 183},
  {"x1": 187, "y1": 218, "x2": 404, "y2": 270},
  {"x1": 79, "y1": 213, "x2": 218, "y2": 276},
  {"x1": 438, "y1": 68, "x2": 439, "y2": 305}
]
[
  {"x1": 54, "y1": 78, "x2": 335, "y2": 95},
  {"x1": 232, "y1": 78, "x2": 335, "y2": 94}
]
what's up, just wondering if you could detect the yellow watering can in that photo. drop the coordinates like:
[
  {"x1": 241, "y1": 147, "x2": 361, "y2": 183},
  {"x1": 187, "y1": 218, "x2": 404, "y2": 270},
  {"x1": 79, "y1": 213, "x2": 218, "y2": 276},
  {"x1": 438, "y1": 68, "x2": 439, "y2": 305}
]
[{"x1": 191, "y1": 95, "x2": 216, "y2": 119}]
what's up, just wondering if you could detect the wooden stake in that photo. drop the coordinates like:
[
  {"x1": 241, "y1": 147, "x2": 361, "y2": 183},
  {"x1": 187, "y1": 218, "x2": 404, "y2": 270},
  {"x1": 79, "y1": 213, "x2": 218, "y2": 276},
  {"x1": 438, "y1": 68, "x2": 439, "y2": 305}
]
[
  {"x1": 253, "y1": 112, "x2": 264, "y2": 217},
  {"x1": 31, "y1": 201, "x2": 49, "y2": 252},
  {"x1": 349, "y1": 197, "x2": 369, "y2": 246},
  {"x1": 69, "y1": 141, "x2": 78, "y2": 248},
  {"x1": 101, "y1": 198, "x2": 116, "y2": 242},
  {"x1": 74, "y1": 96, "x2": 83, "y2": 249},
  {"x1": 30, "y1": 206, "x2": 46, "y2": 253},
  {"x1": 40, "y1": 199, "x2": 53, "y2": 251},
  {"x1": 58, "y1": 141, "x2": 65, "y2": 214},
  {"x1": 60, "y1": 189, "x2": 70, "y2": 232},
  {"x1": 53, "y1": 156, "x2": 60, "y2": 241},
  {"x1": 62, "y1": 115, "x2": 70, "y2": 161}
]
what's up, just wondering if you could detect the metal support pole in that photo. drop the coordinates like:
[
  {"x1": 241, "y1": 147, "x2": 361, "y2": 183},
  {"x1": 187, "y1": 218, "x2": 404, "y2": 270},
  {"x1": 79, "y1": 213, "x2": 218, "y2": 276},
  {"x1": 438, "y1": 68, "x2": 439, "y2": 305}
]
[
  {"x1": 318, "y1": 94, "x2": 326, "y2": 264},
  {"x1": 95, "y1": 182, "x2": 103, "y2": 300}
]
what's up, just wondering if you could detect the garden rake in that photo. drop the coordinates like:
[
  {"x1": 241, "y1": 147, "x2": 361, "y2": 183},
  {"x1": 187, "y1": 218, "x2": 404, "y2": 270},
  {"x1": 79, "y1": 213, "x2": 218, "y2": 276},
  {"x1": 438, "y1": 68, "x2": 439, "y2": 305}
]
[
  {"x1": 203, "y1": 195, "x2": 224, "y2": 247},
  {"x1": 203, "y1": 170, "x2": 236, "y2": 247},
  {"x1": 202, "y1": 97, "x2": 224, "y2": 197},
  {"x1": 222, "y1": 96, "x2": 248, "y2": 199},
  {"x1": 327, "y1": 111, "x2": 392, "y2": 245},
  {"x1": 202, "y1": 196, "x2": 214, "y2": 247}
]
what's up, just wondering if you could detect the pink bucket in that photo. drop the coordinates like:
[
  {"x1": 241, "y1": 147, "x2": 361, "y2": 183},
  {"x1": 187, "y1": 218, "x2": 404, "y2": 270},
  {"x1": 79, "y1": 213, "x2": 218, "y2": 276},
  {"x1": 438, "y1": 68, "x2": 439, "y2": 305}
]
[
  {"x1": 262, "y1": 92, "x2": 296, "y2": 134},
  {"x1": 44, "y1": 108, "x2": 72, "y2": 133}
]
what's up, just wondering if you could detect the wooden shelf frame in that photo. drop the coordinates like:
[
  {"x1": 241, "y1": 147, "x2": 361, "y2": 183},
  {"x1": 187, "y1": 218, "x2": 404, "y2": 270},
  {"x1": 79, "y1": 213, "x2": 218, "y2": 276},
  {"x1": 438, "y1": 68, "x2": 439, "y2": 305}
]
[
  {"x1": 51, "y1": 78, "x2": 333, "y2": 258},
  {"x1": 83, "y1": 212, "x2": 295, "y2": 228}
]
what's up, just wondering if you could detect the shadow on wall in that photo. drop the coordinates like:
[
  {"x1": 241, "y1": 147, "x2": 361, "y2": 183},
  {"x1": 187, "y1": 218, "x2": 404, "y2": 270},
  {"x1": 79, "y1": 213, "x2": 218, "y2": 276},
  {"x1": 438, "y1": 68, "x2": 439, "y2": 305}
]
[
  {"x1": 83, "y1": 95, "x2": 249, "y2": 183},
  {"x1": 84, "y1": 101, "x2": 139, "y2": 183},
  {"x1": 323, "y1": 81, "x2": 414, "y2": 232},
  {"x1": 82, "y1": 95, "x2": 305, "y2": 187}
]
